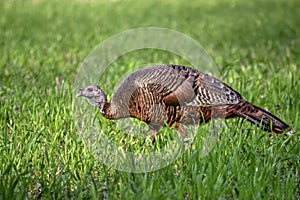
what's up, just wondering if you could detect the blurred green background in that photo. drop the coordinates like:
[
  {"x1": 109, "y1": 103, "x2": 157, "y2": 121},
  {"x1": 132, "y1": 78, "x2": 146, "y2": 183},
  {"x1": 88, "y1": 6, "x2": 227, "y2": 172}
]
[{"x1": 0, "y1": 0, "x2": 299, "y2": 199}]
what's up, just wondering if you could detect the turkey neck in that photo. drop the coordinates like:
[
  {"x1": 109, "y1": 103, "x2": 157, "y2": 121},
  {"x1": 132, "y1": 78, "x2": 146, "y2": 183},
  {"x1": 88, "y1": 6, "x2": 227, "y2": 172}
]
[
  {"x1": 100, "y1": 101, "x2": 130, "y2": 120},
  {"x1": 98, "y1": 101, "x2": 112, "y2": 119}
]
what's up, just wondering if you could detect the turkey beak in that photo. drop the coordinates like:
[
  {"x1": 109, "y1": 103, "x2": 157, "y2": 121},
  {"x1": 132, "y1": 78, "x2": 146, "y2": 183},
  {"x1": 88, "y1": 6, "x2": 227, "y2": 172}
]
[{"x1": 76, "y1": 90, "x2": 84, "y2": 97}]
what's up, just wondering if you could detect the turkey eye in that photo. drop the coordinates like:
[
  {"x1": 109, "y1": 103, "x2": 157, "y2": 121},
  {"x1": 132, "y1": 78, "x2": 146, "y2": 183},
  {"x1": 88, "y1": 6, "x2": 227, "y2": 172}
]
[{"x1": 87, "y1": 88, "x2": 93, "y2": 92}]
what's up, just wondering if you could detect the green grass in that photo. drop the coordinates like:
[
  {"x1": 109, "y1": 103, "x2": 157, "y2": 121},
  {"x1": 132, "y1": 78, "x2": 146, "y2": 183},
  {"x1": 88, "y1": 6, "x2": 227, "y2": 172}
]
[{"x1": 1, "y1": 0, "x2": 299, "y2": 199}]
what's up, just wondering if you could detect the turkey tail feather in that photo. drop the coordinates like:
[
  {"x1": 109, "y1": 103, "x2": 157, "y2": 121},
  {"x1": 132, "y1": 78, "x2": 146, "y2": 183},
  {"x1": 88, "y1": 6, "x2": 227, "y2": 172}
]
[{"x1": 233, "y1": 101, "x2": 293, "y2": 135}]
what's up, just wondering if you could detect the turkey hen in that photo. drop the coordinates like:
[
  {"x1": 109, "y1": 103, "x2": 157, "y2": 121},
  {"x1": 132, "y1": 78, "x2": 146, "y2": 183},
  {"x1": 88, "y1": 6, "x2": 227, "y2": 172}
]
[{"x1": 76, "y1": 65, "x2": 293, "y2": 139}]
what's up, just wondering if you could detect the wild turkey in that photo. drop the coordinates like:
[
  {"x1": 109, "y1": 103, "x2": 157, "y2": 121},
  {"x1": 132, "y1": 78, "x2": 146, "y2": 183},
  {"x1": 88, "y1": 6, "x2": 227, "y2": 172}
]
[{"x1": 76, "y1": 65, "x2": 293, "y2": 140}]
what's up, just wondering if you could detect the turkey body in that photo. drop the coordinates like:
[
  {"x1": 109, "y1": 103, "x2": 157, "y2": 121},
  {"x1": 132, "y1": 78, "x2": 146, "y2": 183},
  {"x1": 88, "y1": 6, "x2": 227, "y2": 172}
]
[{"x1": 97, "y1": 65, "x2": 292, "y2": 135}]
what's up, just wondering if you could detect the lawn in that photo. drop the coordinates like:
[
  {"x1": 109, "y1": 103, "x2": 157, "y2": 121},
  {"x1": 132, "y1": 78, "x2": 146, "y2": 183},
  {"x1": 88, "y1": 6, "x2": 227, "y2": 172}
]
[{"x1": 0, "y1": 0, "x2": 299, "y2": 199}]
